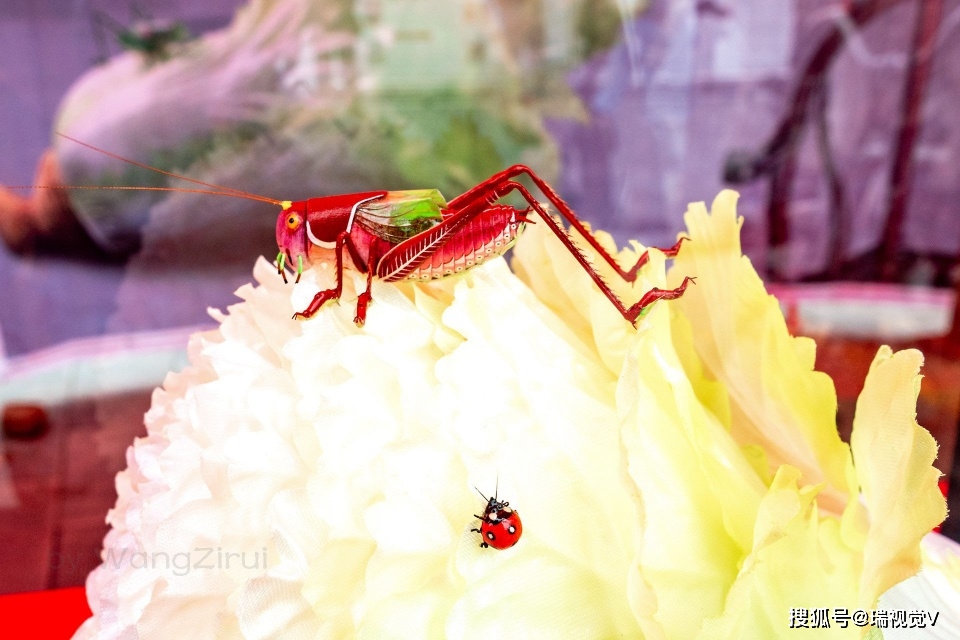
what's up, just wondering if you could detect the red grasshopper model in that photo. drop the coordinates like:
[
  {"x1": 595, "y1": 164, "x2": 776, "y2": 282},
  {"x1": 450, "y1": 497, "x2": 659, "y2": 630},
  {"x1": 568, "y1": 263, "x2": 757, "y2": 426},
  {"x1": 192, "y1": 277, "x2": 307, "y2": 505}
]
[
  {"x1": 36, "y1": 135, "x2": 695, "y2": 327},
  {"x1": 274, "y1": 167, "x2": 694, "y2": 326}
]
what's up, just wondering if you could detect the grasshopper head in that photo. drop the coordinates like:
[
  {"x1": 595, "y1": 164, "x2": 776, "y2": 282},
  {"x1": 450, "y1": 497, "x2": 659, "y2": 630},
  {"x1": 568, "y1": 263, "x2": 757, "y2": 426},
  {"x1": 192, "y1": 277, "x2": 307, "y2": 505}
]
[{"x1": 276, "y1": 200, "x2": 308, "y2": 282}]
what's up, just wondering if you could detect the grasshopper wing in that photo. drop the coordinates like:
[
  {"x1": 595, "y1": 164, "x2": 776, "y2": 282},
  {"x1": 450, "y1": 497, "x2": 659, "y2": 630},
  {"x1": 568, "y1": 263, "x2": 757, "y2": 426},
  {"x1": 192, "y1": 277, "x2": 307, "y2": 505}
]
[{"x1": 354, "y1": 190, "x2": 446, "y2": 244}]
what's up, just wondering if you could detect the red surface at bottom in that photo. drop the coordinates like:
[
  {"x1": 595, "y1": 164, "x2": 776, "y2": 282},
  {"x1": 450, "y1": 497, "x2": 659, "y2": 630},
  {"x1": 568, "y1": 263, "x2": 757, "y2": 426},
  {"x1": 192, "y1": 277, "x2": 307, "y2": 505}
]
[
  {"x1": 935, "y1": 478, "x2": 949, "y2": 534},
  {"x1": 0, "y1": 586, "x2": 90, "y2": 639}
]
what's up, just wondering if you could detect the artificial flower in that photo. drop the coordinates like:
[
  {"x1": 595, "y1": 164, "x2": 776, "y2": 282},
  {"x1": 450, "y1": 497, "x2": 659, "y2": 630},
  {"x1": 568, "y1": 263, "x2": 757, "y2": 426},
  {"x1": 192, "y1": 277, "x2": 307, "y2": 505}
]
[{"x1": 74, "y1": 191, "x2": 945, "y2": 639}]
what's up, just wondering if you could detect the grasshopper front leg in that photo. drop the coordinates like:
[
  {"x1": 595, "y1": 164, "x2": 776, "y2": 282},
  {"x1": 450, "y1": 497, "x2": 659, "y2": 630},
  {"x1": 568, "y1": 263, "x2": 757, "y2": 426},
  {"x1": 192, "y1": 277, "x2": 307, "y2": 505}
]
[
  {"x1": 293, "y1": 232, "x2": 376, "y2": 327},
  {"x1": 293, "y1": 231, "x2": 349, "y2": 321}
]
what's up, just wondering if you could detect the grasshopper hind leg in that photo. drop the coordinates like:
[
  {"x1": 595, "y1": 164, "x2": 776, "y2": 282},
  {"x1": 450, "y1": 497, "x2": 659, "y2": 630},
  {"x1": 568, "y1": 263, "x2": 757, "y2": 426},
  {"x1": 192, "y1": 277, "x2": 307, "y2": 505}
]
[{"x1": 504, "y1": 181, "x2": 695, "y2": 325}]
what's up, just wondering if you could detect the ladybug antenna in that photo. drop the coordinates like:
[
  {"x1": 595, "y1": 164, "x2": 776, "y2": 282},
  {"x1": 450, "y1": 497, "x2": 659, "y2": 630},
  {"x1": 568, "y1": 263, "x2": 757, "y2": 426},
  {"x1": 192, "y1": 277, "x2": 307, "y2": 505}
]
[{"x1": 474, "y1": 486, "x2": 488, "y2": 502}]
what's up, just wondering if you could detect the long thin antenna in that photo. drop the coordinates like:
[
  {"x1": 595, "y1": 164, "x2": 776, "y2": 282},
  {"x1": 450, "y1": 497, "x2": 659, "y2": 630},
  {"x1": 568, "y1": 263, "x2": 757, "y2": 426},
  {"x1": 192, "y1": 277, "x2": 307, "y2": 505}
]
[
  {"x1": 55, "y1": 132, "x2": 282, "y2": 206},
  {"x1": 3, "y1": 185, "x2": 278, "y2": 203}
]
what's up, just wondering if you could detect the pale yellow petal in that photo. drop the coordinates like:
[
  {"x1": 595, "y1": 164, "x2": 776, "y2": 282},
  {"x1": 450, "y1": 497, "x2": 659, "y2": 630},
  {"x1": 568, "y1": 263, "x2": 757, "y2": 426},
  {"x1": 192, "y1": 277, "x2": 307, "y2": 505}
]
[
  {"x1": 699, "y1": 466, "x2": 861, "y2": 640},
  {"x1": 850, "y1": 346, "x2": 946, "y2": 608},
  {"x1": 512, "y1": 219, "x2": 658, "y2": 374},
  {"x1": 619, "y1": 292, "x2": 768, "y2": 639},
  {"x1": 667, "y1": 191, "x2": 854, "y2": 515}
]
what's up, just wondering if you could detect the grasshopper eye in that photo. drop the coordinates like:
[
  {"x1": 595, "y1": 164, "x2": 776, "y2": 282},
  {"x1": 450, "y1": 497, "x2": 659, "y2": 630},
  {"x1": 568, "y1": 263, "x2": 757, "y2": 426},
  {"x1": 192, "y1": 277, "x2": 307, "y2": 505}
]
[{"x1": 285, "y1": 214, "x2": 301, "y2": 231}]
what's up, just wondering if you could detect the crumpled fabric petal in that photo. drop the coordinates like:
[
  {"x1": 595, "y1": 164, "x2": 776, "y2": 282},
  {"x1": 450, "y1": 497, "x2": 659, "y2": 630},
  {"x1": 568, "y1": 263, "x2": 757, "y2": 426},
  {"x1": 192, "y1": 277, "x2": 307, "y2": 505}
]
[{"x1": 74, "y1": 190, "x2": 946, "y2": 639}]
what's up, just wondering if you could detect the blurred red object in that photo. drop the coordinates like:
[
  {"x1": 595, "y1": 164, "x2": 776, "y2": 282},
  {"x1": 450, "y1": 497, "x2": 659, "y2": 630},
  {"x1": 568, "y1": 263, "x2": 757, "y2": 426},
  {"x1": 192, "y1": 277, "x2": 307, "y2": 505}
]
[
  {"x1": 0, "y1": 586, "x2": 90, "y2": 638},
  {"x1": 2, "y1": 403, "x2": 50, "y2": 439},
  {"x1": 934, "y1": 478, "x2": 949, "y2": 534}
]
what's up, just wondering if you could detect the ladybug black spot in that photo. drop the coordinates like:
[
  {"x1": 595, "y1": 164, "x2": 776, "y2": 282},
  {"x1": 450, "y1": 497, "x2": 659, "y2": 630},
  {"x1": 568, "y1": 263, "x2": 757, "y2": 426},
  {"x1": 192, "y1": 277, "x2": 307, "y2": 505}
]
[
  {"x1": 508, "y1": 525, "x2": 516, "y2": 534},
  {"x1": 486, "y1": 531, "x2": 495, "y2": 540}
]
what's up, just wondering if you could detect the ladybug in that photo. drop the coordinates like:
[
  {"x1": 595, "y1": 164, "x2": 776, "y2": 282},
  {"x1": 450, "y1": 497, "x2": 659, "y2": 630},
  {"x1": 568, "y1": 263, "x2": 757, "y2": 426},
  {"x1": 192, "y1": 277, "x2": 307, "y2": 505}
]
[{"x1": 471, "y1": 489, "x2": 522, "y2": 550}]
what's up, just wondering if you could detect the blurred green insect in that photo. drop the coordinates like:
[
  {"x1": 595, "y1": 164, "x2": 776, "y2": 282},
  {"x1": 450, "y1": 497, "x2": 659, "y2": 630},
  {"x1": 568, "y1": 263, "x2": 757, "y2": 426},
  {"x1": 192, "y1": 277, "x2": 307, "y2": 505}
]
[{"x1": 92, "y1": 2, "x2": 191, "y2": 64}]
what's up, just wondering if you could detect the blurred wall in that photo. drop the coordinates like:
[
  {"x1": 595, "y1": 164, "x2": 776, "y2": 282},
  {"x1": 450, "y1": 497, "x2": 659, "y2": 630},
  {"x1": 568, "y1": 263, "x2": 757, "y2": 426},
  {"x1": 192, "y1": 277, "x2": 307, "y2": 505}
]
[
  {"x1": 0, "y1": 0, "x2": 242, "y2": 186},
  {"x1": 0, "y1": 0, "x2": 243, "y2": 357},
  {"x1": 2, "y1": 0, "x2": 960, "y2": 358}
]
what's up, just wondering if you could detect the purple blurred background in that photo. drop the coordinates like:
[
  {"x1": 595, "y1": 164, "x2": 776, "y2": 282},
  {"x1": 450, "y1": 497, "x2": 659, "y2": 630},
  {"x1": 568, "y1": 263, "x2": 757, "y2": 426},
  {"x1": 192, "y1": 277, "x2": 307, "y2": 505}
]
[
  {"x1": 4, "y1": 0, "x2": 960, "y2": 597},
  {"x1": 0, "y1": 1, "x2": 240, "y2": 188},
  {"x1": 0, "y1": 0, "x2": 244, "y2": 357},
  {"x1": 3, "y1": 0, "x2": 960, "y2": 357}
]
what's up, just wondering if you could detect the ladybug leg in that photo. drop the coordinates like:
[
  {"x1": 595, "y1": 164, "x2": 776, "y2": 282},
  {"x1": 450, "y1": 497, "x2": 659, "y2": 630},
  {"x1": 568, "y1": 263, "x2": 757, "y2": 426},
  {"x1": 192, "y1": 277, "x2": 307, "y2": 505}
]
[{"x1": 470, "y1": 527, "x2": 489, "y2": 548}]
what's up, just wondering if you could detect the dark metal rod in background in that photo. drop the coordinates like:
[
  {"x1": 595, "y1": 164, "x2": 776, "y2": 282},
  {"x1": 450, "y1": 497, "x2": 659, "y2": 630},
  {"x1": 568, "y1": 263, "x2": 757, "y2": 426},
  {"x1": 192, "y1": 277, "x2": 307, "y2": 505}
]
[
  {"x1": 879, "y1": 0, "x2": 945, "y2": 280},
  {"x1": 756, "y1": 0, "x2": 904, "y2": 280},
  {"x1": 812, "y1": 80, "x2": 849, "y2": 278}
]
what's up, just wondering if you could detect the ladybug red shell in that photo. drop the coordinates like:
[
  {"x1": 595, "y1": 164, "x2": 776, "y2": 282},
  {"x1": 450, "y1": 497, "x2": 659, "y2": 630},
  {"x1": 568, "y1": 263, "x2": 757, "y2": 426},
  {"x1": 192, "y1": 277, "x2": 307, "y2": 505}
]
[{"x1": 472, "y1": 495, "x2": 522, "y2": 550}]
